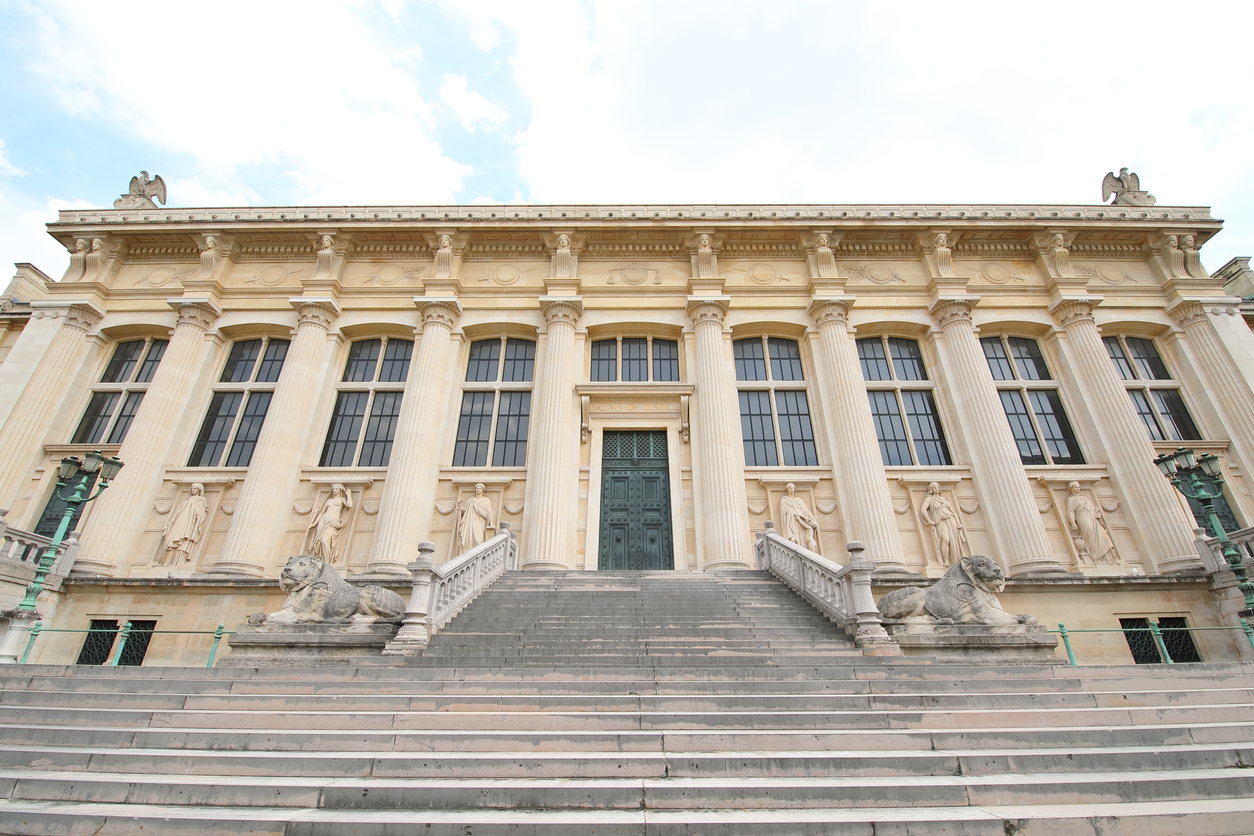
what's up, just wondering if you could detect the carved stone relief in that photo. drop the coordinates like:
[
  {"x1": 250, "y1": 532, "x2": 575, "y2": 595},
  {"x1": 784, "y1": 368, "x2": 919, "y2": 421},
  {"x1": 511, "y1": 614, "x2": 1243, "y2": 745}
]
[
  {"x1": 607, "y1": 263, "x2": 658, "y2": 285},
  {"x1": 156, "y1": 483, "x2": 208, "y2": 567},
  {"x1": 134, "y1": 266, "x2": 194, "y2": 288},
  {"x1": 847, "y1": 264, "x2": 903, "y2": 284},
  {"x1": 365, "y1": 264, "x2": 424, "y2": 285},
  {"x1": 1075, "y1": 264, "x2": 1134, "y2": 285},
  {"x1": 246, "y1": 265, "x2": 304, "y2": 286}
]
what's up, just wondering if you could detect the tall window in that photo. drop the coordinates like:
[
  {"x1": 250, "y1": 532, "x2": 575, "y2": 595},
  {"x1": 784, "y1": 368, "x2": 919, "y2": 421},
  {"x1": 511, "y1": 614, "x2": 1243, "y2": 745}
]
[
  {"x1": 1104, "y1": 336, "x2": 1201, "y2": 441},
  {"x1": 734, "y1": 336, "x2": 818, "y2": 467},
  {"x1": 980, "y1": 336, "x2": 1084, "y2": 465},
  {"x1": 589, "y1": 336, "x2": 680, "y2": 382},
  {"x1": 857, "y1": 336, "x2": 952, "y2": 466},
  {"x1": 187, "y1": 337, "x2": 289, "y2": 467},
  {"x1": 453, "y1": 337, "x2": 535, "y2": 467},
  {"x1": 318, "y1": 338, "x2": 412, "y2": 467},
  {"x1": 70, "y1": 338, "x2": 168, "y2": 445}
]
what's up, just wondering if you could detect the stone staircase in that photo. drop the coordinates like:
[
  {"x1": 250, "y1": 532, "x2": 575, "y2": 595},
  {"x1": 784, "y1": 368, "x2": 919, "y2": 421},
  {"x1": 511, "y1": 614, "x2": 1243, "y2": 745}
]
[{"x1": 0, "y1": 570, "x2": 1252, "y2": 834}]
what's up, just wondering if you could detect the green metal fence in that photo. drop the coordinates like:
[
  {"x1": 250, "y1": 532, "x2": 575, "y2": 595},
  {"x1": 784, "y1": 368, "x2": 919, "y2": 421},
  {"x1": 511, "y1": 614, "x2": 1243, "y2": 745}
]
[
  {"x1": 1052, "y1": 619, "x2": 1254, "y2": 665},
  {"x1": 18, "y1": 621, "x2": 234, "y2": 668}
]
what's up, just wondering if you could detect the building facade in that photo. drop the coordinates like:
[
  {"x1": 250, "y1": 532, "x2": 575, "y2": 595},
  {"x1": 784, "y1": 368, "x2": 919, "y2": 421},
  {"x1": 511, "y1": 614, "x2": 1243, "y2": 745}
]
[{"x1": 2, "y1": 201, "x2": 1254, "y2": 665}]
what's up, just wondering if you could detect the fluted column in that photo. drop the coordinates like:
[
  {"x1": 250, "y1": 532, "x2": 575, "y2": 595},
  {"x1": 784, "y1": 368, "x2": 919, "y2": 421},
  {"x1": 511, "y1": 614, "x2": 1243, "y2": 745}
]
[
  {"x1": 929, "y1": 297, "x2": 1064, "y2": 575},
  {"x1": 212, "y1": 299, "x2": 339, "y2": 576},
  {"x1": 807, "y1": 298, "x2": 907, "y2": 573},
  {"x1": 76, "y1": 300, "x2": 222, "y2": 576},
  {"x1": 687, "y1": 297, "x2": 752, "y2": 569},
  {"x1": 522, "y1": 297, "x2": 583, "y2": 569},
  {"x1": 368, "y1": 298, "x2": 461, "y2": 575},
  {"x1": 0, "y1": 301, "x2": 104, "y2": 510},
  {"x1": 1049, "y1": 299, "x2": 1201, "y2": 572}
]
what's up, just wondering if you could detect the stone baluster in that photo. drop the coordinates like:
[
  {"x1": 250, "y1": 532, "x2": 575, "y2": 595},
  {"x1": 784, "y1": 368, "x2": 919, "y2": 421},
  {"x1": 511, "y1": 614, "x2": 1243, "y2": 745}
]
[
  {"x1": 1048, "y1": 299, "x2": 1203, "y2": 572},
  {"x1": 367, "y1": 298, "x2": 461, "y2": 575},
  {"x1": 522, "y1": 297, "x2": 584, "y2": 569},
  {"x1": 807, "y1": 298, "x2": 907, "y2": 573},
  {"x1": 686, "y1": 297, "x2": 752, "y2": 569},
  {"x1": 75, "y1": 300, "x2": 222, "y2": 575},
  {"x1": 211, "y1": 299, "x2": 339, "y2": 576},
  {"x1": 929, "y1": 297, "x2": 1064, "y2": 575},
  {"x1": 0, "y1": 301, "x2": 105, "y2": 510}
]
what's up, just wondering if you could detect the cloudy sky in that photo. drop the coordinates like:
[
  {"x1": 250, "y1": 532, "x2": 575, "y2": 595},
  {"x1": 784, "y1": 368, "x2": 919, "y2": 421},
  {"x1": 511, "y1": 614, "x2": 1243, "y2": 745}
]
[{"x1": 2, "y1": 0, "x2": 1253, "y2": 281}]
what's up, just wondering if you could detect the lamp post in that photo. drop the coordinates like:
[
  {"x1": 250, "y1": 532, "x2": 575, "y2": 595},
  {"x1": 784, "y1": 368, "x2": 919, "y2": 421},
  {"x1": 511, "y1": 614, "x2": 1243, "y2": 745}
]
[
  {"x1": 0, "y1": 451, "x2": 123, "y2": 663},
  {"x1": 1153, "y1": 448, "x2": 1254, "y2": 618}
]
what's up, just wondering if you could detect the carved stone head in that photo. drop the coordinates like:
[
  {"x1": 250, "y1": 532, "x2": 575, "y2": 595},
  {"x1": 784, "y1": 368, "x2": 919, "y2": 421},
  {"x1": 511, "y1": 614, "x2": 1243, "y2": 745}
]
[
  {"x1": 557, "y1": 234, "x2": 570, "y2": 249},
  {"x1": 190, "y1": 482, "x2": 204, "y2": 496},
  {"x1": 1182, "y1": 234, "x2": 1195, "y2": 249},
  {"x1": 817, "y1": 233, "x2": 829, "y2": 248},
  {"x1": 74, "y1": 239, "x2": 88, "y2": 253},
  {"x1": 961, "y1": 554, "x2": 1007, "y2": 593},
  {"x1": 699, "y1": 234, "x2": 711, "y2": 249},
  {"x1": 439, "y1": 234, "x2": 452, "y2": 249},
  {"x1": 934, "y1": 233, "x2": 948, "y2": 248},
  {"x1": 330, "y1": 483, "x2": 345, "y2": 497},
  {"x1": 91, "y1": 238, "x2": 103, "y2": 253},
  {"x1": 927, "y1": 481, "x2": 941, "y2": 495},
  {"x1": 1067, "y1": 481, "x2": 1081, "y2": 495},
  {"x1": 320, "y1": 234, "x2": 334, "y2": 251},
  {"x1": 785, "y1": 482, "x2": 796, "y2": 496},
  {"x1": 474, "y1": 483, "x2": 485, "y2": 496},
  {"x1": 1166, "y1": 235, "x2": 1179, "y2": 249},
  {"x1": 1052, "y1": 233, "x2": 1066, "y2": 249}
]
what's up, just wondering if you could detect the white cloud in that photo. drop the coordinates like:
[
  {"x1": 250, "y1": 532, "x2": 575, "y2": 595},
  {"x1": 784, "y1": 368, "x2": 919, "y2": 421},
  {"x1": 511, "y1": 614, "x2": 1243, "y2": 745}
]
[
  {"x1": 0, "y1": 194, "x2": 94, "y2": 283},
  {"x1": 439, "y1": 75, "x2": 507, "y2": 134},
  {"x1": 22, "y1": 0, "x2": 471, "y2": 206},
  {"x1": 0, "y1": 140, "x2": 25, "y2": 178}
]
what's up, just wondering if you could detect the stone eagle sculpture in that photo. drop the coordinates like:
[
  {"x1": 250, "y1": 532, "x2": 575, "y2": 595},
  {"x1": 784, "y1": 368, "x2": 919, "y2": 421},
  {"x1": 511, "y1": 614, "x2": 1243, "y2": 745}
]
[
  {"x1": 114, "y1": 171, "x2": 167, "y2": 210},
  {"x1": 1101, "y1": 168, "x2": 1156, "y2": 207}
]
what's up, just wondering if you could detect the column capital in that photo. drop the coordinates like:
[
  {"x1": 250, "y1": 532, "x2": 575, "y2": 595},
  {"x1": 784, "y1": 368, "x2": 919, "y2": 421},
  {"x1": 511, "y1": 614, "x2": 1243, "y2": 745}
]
[
  {"x1": 807, "y1": 296, "x2": 855, "y2": 327},
  {"x1": 167, "y1": 298, "x2": 222, "y2": 331},
  {"x1": 289, "y1": 297, "x2": 341, "y2": 330},
  {"x1": 417, "y1": 296, "x2": 462, "y2": 328},
  {"x1": 539, "y1": 295, "x2": 583, "y2": 327},
  {"x1": 30, "y1": 300, "x2": 106, "y2": 333},
  {"x1": 1048, "y1": 296, "x2": 1101, "y2": 328},
  {"x1": 1166, "y1": 298, "x2": 1211, "y2": 329},
  {"x1": 685, "y1": 295, "x2": 730, "y2": 326},
  {"x1": 927, "y1": 295, "x2": 979, "y2": 328}
]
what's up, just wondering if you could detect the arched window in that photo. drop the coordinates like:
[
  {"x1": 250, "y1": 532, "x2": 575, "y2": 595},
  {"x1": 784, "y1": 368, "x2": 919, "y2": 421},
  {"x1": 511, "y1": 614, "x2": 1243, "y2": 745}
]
[
  {"x1": 318, "y1": 338, "x2": 413, "y2": 467},
  {"x1": 70, "y1": 337, "x2": 168, "y2": 445},
  {"x1": 187, "y1": 337, "x2": 289, "y2": 467},
  {"x1": 452, "y1": 337, "x2": 535, "y2": 467},
  {"x1": 980, "y1": 335, "x2": 1084, "y2": 465},
  {"x1": 733, "y1": 336, "x2": 817, "y2": 467},
  {"x1": 856, "y1": 336, "x2": 951, "y2": 466}
]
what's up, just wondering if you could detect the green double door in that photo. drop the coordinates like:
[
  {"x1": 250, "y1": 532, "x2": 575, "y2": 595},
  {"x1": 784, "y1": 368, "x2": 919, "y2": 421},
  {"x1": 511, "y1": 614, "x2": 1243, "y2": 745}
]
[{"x1": 598, "y1": 431, "x2": 674, "y2": 570}]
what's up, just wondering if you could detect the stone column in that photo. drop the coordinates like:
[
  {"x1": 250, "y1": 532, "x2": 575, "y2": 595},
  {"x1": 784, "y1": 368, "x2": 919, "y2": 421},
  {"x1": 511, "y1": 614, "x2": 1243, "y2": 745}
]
[
  {"x1": 1049, "y1": 299, "x2": 1201, "y2": 573},
  {"x1": 807, "y1": 298, "x2": 907, "y2": 573},
  {"x1": 76, "y1": 300, "x2": 222, "y2": 576},
  {"x1": 1169, "y1": 300, "x2": 1254, "y2": 470},
  {"x1": 522, "y1": 297, "x2": 583, "y2": 569},
  {"x1": 211, "y1": 298, "x2": 339, "y2": 576},
  {"x1": 686, "y1": 297, "x2": 752, "y2": 569},
  {"x1": 0, "y1": 301, "x2": 104, "y2": 510},
  {"x1": 367, "y1": 298, "x2": 461, "y2": 575},
  {"x1": 928, "y1": 297, "x2": 1063, "y2": 575}
]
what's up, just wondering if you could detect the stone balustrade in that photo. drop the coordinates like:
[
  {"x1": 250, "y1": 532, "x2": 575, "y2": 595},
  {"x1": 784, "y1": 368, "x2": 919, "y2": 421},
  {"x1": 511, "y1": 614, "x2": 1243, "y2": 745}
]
[
  {"x1": 754, "y1": 522, "x2": 901, "y2": 656},
  {"x1": 1199, "y1": 525, "x2": 1254, "y2": 571},
  {"x1": 383, "y1": 523, "x2": 518, "y2": 656},
  {"x1": 0, "y1": 511, "x2": 78, "y2": 591}
]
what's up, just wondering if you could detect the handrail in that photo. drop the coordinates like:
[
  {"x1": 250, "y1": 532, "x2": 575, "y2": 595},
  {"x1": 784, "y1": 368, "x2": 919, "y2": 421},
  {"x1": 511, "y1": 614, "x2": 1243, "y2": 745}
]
[
  {"x1": 383, "y1": 522, "x2": 518, "y2": 656},
  {"x1": 754, "y1": 523, "x2": 900, "y2": 656},
  {"x1": 18, "y1": 621, "x2": 233, "y2": 667},
  {"x1": 1051, "y1": 620, "x2": 1254, "y2": 666}
]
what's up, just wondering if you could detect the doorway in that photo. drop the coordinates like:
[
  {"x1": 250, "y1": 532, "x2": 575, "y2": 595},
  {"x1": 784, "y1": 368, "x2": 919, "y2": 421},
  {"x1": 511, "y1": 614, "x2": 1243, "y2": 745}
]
[{"x1": 598, "y1": 430, "x2": 674, "y2": 570}]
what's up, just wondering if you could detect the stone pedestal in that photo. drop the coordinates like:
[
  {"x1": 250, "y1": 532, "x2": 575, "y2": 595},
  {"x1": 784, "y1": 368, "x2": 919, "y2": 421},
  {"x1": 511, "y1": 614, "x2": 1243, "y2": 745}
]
[
  {"x1": 883, "y1": 621, "x2": 1060, "y2": 663},
  {"x1": 222, "y1": 621, "x2": 400, "y2": 667},
  {"x1": 0, "y1": 611, "x2": 39, "y2": 664}
]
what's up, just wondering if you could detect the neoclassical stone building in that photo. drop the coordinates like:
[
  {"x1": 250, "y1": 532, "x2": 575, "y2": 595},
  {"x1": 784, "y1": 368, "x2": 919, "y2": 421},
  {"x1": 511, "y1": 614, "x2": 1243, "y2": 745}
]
[{"x1": 2, "y1": 199, "x2": 1254, "y2": 664}]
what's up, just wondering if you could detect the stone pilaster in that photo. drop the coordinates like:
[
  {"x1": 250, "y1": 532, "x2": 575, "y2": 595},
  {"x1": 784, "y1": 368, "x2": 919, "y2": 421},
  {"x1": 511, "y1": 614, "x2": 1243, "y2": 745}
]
[
  {"x1": 367, "y1": 298, "x2": 462, "y2": 575},
  {"x1": 521, "y1": 297, "x2": 584, "y2": 569},
  {"x1": 928, "y1": 297, "x2": 1064, "y2": 575},
  {"x1": 76, "y1": 299, "x2": 222, "y2": 576},
  {"x1": 806, "y1": 297, "x2": 907, "y2": 573},
  {"x1": 686, "y1": 296, "x2": 752, "y2": 569},
  {"x1": 0, "y1": 301, "x2": 105, "y2": 510},
  {"x1": 211, "y1": 298, "x2": 339, "y2": 576},
  {"x1": 1049, "y1": 298, "x2": 1200, "y2": 573}
]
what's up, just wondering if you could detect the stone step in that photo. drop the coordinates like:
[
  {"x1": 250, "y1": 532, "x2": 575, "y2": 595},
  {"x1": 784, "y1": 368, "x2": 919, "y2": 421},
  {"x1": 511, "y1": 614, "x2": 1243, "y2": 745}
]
[
  {"x1": 4, "y1": 796, "x2": 1254, "y2": 836},
  {"x1": 3, "y1": 767, "x2": 1252, "y2": 810}
]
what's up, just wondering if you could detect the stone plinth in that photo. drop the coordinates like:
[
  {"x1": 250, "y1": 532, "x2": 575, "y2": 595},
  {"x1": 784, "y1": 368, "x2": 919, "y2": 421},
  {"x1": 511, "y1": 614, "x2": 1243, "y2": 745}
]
[
  {"x1": 223, "y1": 622, "x2": 400, "y2": 667},
  {"x1": 883, "y1": 620, "x2": 1060, "y2": 663}
]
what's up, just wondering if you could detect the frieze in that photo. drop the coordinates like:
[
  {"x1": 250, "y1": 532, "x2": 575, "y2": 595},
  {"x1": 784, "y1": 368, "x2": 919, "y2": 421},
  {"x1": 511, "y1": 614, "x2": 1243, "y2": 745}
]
[
  {"x1": 847, "y1": 263, "x2": 903, "y2": 284},
  {"x1": 365, "y1": 264, "x2": 424, "y2": 285},
  {"x1": 1075, "y1": 264, "x2": 1134, "y2": 285},
  {"x1": 246, "y1": 265, "x2": 304, "y2": 286}
]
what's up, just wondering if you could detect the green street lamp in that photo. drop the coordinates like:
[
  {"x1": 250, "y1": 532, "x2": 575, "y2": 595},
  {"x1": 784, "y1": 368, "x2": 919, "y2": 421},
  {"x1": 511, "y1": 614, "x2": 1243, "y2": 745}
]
[
  {"x1": 1153, "y1": 447, "x2": 1254, "y2": 618},
  {"x1": 15, "y1": 450, "x2": 123, "y2": 613}
]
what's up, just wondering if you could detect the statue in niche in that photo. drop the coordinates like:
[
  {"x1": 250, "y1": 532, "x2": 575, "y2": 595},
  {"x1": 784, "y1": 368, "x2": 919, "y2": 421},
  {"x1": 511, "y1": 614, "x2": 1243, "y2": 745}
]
[
  {"x1": 1066, "y1": 481, "x2": 1117, "y2": 564},
  {"x1": 457, "y1": 483, "x2": 495, "y2": 550},
  {"x1": 307, "y1": 484, "x2": 353, "y2": 564},
  {"x1": 1102, "y1": 168, "x2": 1156, "y2": 206},
  {"x1": 113, "y1": 171, "x2": 167, "y2": 209},
  {"x1": 157, "y1": 483, "x2": 208, "y2": 566},
  {"x1": 780, "y1": 483, "x2": 819, "y2": 552},
  {"x1": 921, "y1": 482, "x2": 966, "y2": 567}
]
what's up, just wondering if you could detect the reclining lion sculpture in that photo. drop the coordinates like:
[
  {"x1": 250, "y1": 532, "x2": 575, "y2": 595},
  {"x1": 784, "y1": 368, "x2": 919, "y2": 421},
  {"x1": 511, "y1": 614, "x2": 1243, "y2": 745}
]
[
  {"x1": 877, "y1": 555, "x2": 1036, "y2": 627},
  {"x1": 248, "y1": 554, "x2": 406, "y2": 625}
]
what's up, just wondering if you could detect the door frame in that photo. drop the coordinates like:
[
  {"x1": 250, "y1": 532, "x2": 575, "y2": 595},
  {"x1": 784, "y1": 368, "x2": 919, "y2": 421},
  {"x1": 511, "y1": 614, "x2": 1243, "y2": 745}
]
[{"x1": 585, "y1": 422, "x2": 687, "y2": 571}]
